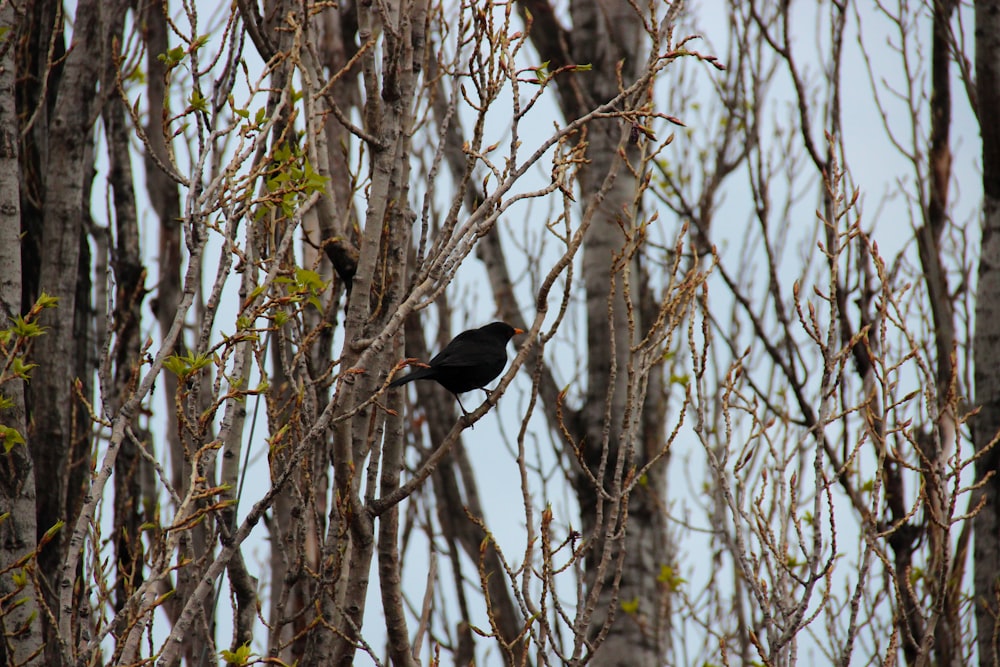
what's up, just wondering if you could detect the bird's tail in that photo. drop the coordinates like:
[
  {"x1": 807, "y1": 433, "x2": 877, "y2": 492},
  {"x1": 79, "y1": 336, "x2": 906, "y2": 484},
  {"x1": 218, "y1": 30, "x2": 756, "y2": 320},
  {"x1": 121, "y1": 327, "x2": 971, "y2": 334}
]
[{"x1": 388, "y1": 367, "x2": 431, "y2": 388}]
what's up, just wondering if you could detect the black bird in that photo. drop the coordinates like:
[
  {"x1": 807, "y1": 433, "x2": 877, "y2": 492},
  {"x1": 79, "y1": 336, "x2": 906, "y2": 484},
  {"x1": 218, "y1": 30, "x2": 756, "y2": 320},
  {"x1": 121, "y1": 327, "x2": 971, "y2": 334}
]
[{"x1": 389, "y1": 322, "x2": 524, "y2": 415}]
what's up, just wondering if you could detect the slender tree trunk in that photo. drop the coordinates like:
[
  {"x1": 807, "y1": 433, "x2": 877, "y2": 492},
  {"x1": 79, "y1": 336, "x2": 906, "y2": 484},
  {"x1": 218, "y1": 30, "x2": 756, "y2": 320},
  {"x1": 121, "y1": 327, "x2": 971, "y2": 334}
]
[
  {"x1": 914, "y1": 1, "x2": 961, "y2": 664},
  {"x1": 567, "y1": 1, "x2": 669, "y2": 664},
  {"x1": 0, "y1": 2, "x2": 44, "y2": 662},
  {"x1": 100, "y1": 1, "x2": 152, "y2": 654},
  {"x1": 24, "y1": 2, "x2": 101, "y2": 663},
  {"x1": 974, "y1": 2, "x2": 1000, "y2": 665},
  {"x1": 141, "y1": 0, "x2": 184, "y2": 495},
  {"x1": 139, "y1": 4, "x2": 211, "y2": 662}
]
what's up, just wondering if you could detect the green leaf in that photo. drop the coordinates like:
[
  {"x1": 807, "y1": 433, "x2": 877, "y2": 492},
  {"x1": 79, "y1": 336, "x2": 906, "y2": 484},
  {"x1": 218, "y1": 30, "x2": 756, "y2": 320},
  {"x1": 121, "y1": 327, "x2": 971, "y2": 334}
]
[
  {"x1": 11, "y1": 316, "x2": 46, "y2": 339},
  {"x1": 302, "y1": 160, "x2": 330, "y2": 194},
  {"x1": 295, "y1": 268, "x2": 325, "y2": 291},
  {"x1": 163, "y1": 352, "x2": 212, "y2": 379},
  {"x1": 10, "y1": 357, "x2": 38, "y2": 379},
  {"x1": 125, "y1": 68, "x2": 146, "y2": 84},
  {"x1": 267, "y1": 424, "x2": 290, "y2": 450},
  {"x1": 0, "y1": 426, "x2": 25, "y2": 453},
  {"x1": 620, "y1": 597, "x2": 639, "y2": 614},
  {"x1": 657, "y1": 564, "x2": 686, "y2": 591},
  {"x1": 152, "y1": 589, "x2": 175, "y2": 607},
  {"x1": 189, "y1": 89, "x2": 207, "y2": 113},
  {"x1": 157, "y1": 45, "x2": 186, "y2": 67},
  {"x1": 40, "y1": 520, "x2": 65, "y2": 546},
  {"x1": 247, "y1": 285, "x2": 267, "y2": 302},
  {"x1": 35, "y1": 292, "x2": 59, "y2": 309},
  {"x1": 163, "y1": 355, "x2": 189, "y2": 378}
]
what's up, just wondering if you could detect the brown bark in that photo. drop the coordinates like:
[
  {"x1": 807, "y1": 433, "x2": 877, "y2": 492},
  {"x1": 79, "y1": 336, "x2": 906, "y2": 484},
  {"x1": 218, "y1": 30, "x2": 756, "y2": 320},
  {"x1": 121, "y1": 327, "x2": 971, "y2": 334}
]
[
  {"x1": 140, "y1": 0, "x2": 184, "y2": 496},
  {"x1": 303, "y1": 0, "x2": 425, "y2": 662},
  {"x1": 15, "y1": 0, "x2": 63, "y2": 312},
  {"x1": 100, "y1": 0, "x2": 150, "y2": 630},
  {"x1": 513, "y1": 0, "x2": 671, "y2": 663},
  {"x1": 378, "y1": 337, "x2": 417, "y2": 667},
  {"x1": 0, "y1": 1, "x2": 44, "y2": 662},
  {"x1": 974, "y1": 2, "x2": 1000, "y2": 665},
  {"x1": 254, "y1": 1, "x2": 311, "y2": 660},
  {"x1": 140, "y1": 3, "x2": 222, "y2": 662},
  {"x1": 23, "y1": 3, "x2": 102, "y2": 664},
  {"x1": 533, "y1": 0, "x2": 665, "y2": 660},
  {"x1": 568, "y1": 2, "x2": 668, "y2": 665}
]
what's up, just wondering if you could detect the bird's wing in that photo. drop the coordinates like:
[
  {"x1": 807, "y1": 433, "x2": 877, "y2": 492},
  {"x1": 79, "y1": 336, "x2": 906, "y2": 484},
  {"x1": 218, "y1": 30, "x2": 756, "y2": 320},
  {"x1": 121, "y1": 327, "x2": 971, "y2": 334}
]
[{"x1": 427, "y1": 333, "x2": 485, "y2": 368}]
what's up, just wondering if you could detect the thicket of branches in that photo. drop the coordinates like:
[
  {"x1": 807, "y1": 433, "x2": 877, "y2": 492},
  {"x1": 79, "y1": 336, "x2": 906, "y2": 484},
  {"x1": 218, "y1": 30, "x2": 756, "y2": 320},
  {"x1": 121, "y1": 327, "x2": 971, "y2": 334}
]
[{"x1": 0, "y1": 0, "x2": 996, "y2": 665}]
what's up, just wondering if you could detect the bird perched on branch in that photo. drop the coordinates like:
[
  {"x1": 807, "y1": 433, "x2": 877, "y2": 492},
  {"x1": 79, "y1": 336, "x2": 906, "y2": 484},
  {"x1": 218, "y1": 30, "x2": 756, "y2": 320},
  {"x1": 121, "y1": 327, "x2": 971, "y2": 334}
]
[{"x1": 389, "y1": 321, "x2": 524, "y2": 415}]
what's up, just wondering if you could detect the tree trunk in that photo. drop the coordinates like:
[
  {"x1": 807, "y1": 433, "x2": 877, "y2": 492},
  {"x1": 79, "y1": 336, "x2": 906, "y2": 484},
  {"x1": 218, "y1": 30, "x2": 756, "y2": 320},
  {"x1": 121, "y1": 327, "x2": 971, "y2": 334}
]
[
  {"x1": 101, "y1": 0, "x2": 152, "y2": 649},
  {"x1": 568, "y1": 1, "x2": 669, "y2": 664},
  {"x1": 25, "y1": 2, "x2": 101, "y2": 663},
  {"x1": 0, "y1": 2, "x2": 44, "y2": 662},
  {"x1": 974, "y1": 2, "x2": 1000, "y2": 664}
]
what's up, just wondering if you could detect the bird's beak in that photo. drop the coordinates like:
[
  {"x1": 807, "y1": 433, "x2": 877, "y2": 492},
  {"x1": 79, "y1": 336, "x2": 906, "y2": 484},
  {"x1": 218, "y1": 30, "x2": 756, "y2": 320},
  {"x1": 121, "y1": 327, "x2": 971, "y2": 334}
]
[{"x1": 514, "y1": 327, "x2": 525, "y2": 335}]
